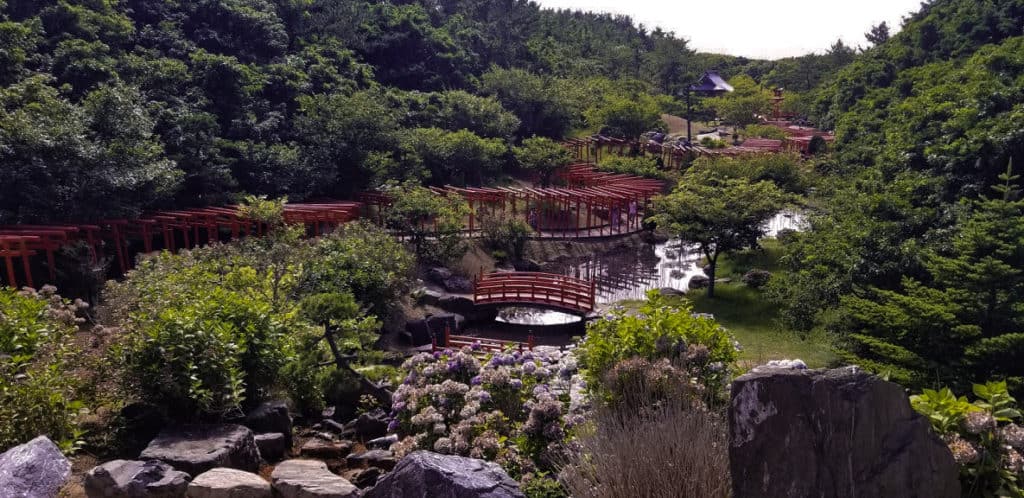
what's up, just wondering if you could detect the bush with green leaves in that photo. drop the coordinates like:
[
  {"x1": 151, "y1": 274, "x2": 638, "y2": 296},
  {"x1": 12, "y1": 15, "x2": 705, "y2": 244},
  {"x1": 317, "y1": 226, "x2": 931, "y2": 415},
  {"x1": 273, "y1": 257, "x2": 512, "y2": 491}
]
[
  {"x1": 597, "y1": 155, "x2": 668, "y2": 181},
  {"x1": 299, "y1": 220, "x2": 414, "y2": 315},
  {"x1": 480, "y1": 211, "x2": 533, "y2": 261},
  {"x1": 911, "y1": 381, "x2": 1024, "y2": 496},
  {"x1": 577, "y1": 291, "x2": 738, "y2": 404},
  {"x1": 742, "y1": 269, "x2": 772, "y2": 289},
  {"x1": 0, "y1": 286, "x2": 87, "y2": 452},
  {"x1": 383, "y1": 182, "x2": 471, "y2": 264},
  {"x1": 742, "y1": 124, "x2": 788, "y2": 140},
  {"x1": 688, "y1": 153, "x2": 810, "y2": 194},
  {"x1": 106, "y1": 246, "x2": 310, "y2": 419}
]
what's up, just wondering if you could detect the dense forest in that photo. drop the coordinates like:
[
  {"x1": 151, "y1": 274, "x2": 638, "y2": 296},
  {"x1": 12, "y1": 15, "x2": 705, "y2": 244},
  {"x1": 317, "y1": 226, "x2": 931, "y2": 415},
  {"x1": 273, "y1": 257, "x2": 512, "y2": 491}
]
[
  {"x1": 7, "y1": 0, "x2": 1024, "y2": 496},
  {"x1": 0, "y1": 0, "x2": 860, "y2": 225}
]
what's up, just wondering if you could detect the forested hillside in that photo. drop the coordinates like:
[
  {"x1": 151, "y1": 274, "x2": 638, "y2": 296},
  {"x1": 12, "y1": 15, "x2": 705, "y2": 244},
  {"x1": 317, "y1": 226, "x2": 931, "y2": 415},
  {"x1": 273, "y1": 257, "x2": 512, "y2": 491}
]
[{"x1": 770, "y1": 0, "x2": 1024, "y2": 394}]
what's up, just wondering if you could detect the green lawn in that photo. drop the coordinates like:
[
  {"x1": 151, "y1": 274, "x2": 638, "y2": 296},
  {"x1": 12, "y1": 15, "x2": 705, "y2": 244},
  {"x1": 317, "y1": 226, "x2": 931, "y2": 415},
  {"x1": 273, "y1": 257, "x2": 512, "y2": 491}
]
[{"x1": 687, "y1": 284, "x2": 835, "y2": 369}]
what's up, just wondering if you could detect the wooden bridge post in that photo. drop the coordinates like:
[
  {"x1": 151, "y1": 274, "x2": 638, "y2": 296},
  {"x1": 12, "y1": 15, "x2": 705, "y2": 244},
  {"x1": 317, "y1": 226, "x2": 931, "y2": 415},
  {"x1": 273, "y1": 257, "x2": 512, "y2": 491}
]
[
  {"x1": 528, "y1": 333, "x2": 535, "y2": 351},
  {"x1": 590, "y1": 278, "x2": 597, "y2": 310},
  {"x1": 444, "y1": 324, "x2": 451, "y2": 350}
]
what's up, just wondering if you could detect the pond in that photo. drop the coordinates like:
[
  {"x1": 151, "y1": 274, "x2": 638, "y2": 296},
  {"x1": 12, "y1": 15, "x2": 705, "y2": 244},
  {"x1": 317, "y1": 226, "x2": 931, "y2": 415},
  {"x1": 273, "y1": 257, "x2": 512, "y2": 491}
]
[{"x1": 547, "y1": 211, "x2": 804, "y2": 304}]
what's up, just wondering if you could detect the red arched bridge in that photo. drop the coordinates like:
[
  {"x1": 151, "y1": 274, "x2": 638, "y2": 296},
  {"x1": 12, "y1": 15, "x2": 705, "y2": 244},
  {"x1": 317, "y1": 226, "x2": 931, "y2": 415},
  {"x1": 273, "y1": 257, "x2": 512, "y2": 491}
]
[{"x1": 473, "y1": 271, "x2": 596, "y2": 314}]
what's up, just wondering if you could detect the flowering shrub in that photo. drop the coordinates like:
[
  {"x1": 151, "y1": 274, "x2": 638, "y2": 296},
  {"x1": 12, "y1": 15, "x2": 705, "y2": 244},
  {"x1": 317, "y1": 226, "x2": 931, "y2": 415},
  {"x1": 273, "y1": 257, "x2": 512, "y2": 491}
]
[
  {"x1": 741, "y1": 269, "x2": 772, "y2": 289},
  {"x1": 911, "y1": 381, "x2": 1024, "y2": 496},
  {"x1": 389, "y1": 346, "x2": 586, "y2": 476},
  {"x1": 577, "y1": 290, "x2": 738, "y2": 404},
  {"x1": 0, "y1": 286, "x2": 87, "y2": 452}
]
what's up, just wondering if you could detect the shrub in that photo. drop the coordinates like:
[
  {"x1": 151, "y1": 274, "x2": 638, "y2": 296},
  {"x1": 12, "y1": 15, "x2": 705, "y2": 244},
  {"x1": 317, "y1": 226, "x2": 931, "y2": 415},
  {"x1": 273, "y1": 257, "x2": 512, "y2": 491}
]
[
  {"x1": 742, "y1": 269, "x2": 772, "y2": 289},
  {"x1": 597, "y1": 156, "x2": 667, "y2": 180},
  {"x1": 699, "y1": 137, "x2": 727, "y2": 149},
  {"x1": 480, "y1": 211, "x2": 533, "y2": 261},
  {"x1": 383, "y1": 182, "x2": 471, "y2": 264},
  {"x1": 743, "y1": 124, "x2": 788, "y2": 140},
  {"x1": 808, "y1": 135, "x2": 827, "y2": 155},
  {"x1": 911, "y1": 381, "x2": 1024, "y2": 496},
  {"x1": 560, "y1": 398, "x2": 731, "y2": 498},
  {"x1": 299, "y1": 220, "x2": 414, "y2": 314},
  {"x1": 0, "y1": 286, "x2": 87, "y2": 452},
  {"x1": 689, "y1": 153, "x2": 809, "y2": 194},
  {"x1": 577, "y1": 290, "x2": 738, "y2": 404}
]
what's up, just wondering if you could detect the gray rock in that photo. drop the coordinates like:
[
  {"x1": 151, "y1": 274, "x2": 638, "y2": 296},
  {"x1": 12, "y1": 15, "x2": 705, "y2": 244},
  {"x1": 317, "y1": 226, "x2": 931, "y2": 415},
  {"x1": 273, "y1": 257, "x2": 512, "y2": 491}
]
[
  {"x1": 366, "y1": 435, "x2": 398, "y2": 450},
  {"x1": 244, "y1": 401, "x2": 292, "y2": 445},
  {"x1": 0, "y1": 436, "x2": 72, "y2": 498},
  {"x1": 728, "y1": 366, "x2": 960, "y2": 498},
  {"x1": 426, "y1": 267, "x2": 453, "y2": 285},
  {"x1": 254, "y1": 433, "x2": 287, "y2": 462},
  {"x1": 415, "y1": 288, "x2": 444, "y2": 306},
  {"x1": 271, "y1": 460, "x2": 358, "y2": 498},
  {"x1": 300, "y1": 439, "x2": 353, "y2": 459},
  {"x1": 442, "y1": 276, "x2": 474, "y2": 294},
  {"x1": 657, "y1": 287, "x2": 686, "y2": 297},
  {"x1": 85, "y1": 459, "x2": 190, "y2": 498},
  {"x1": 403, "y1": 319, "x2": 433, "y2": 347},
  {"x1": 364, "y1": 451, "x2": 523, "y2": 498},
  {"x1": 688, "y1": 275, "x2": 710, "y2": 290},
  {"x1": 345, "y1": 409, "x2": 389, "y2": 441},
  {"x1": 512, "y1": 259, "x2": 542, "y2": 272},
  {"x1": 186, "y1": 468, "x2": 270, "y2": 498},
  {"x1": 140, "y1": 424, "x2": 261, "y2": 476},
  {"x1": 346, "y1": 449, "x2": 396, "y2": 470},
  {"x1": 425, "y1": 313, "x2": 465, "y2": 336},
  {"x1": 437, "y1": 295, "x2": 475, "y2": 314},
  {"x1": 342, "y1": 467, "x2": 382, "y2": 489}
]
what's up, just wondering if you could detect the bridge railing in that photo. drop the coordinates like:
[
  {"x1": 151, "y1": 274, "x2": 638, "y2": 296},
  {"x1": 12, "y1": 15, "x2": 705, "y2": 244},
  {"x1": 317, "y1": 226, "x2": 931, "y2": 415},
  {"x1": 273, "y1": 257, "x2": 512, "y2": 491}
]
[
  {"x1": 432, "y1": 326, "x2": 535, "y2": 354},
  {"x1": 473, "y1": 271, "x2": 596, "y2": 313}
]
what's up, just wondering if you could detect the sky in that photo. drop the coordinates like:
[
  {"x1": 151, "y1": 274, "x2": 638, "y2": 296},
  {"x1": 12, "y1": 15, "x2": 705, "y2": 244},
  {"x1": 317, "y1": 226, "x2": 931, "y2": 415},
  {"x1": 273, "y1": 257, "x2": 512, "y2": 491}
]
[{"x1": 533, "y1": 0, "x2": 925, "y2": 59}]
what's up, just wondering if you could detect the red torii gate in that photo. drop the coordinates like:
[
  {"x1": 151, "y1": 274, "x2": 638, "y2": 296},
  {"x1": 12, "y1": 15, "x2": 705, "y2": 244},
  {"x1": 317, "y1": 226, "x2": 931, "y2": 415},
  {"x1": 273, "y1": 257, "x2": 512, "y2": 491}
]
[{"x1": 0, "y1": 201, "x2": 363, "y2": 289}]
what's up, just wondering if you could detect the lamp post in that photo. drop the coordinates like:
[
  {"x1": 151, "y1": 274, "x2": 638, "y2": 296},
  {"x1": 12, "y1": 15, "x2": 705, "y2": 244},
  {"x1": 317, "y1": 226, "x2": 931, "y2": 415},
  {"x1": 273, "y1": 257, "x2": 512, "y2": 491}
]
[{"x1": 685, "y1": 70, "x2": 734, "y2": 144}]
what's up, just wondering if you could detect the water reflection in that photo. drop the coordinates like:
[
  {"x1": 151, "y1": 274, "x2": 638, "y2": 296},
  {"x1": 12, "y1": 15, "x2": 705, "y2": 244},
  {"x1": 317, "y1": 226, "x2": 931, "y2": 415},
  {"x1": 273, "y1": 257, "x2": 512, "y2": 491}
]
[
  {"x1": 495, "y1": 307, "x2": 584, "y2": 326},
  {"x1": 547, "y1": 211, "x2": 804, "y2": 304}
]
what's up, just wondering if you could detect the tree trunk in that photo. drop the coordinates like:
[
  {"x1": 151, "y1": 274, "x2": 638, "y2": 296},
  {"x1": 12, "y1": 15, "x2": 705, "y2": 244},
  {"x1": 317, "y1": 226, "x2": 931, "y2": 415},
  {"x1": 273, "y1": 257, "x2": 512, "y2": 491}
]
[{"x1": 706, "y1": 252, "x2": 718, "y2": 298}]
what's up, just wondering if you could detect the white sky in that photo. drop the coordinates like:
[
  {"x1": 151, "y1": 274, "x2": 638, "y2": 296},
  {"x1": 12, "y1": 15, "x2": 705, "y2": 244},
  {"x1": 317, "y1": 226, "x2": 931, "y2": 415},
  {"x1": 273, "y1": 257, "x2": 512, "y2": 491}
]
[{"x1": 533, "y1": 0, "x2": 924, "y2": 59}]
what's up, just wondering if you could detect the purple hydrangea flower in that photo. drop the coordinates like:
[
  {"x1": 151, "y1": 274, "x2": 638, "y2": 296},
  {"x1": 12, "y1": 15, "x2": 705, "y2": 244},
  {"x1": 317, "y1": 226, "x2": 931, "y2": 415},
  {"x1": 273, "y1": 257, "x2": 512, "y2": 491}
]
[
  {"x1": 433, "y1": 351, "x2": 442, "y2": 360},
  {"x1": 471, "y1": 375, "x2": 482, "y2": 385},
  {"x1": 510, "y1": 378, "x2": 523, "y2": 389},
  {"x1": 478, "y1": 391, "x2": 492, "y2": 403},
  {"x1": 387, "y1": 420, "x2": 399, "y2": 432}
]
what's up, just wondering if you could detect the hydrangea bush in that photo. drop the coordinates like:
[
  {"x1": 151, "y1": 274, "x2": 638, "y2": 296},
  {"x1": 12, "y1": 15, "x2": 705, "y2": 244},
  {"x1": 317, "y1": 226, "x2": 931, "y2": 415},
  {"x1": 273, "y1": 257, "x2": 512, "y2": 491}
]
[
  {"x1": 911, "y1": 381, "x2": 1024, "y2": 496},
  {"x1": 389, "y1": 345, "x2": 586, "y2": 477}
]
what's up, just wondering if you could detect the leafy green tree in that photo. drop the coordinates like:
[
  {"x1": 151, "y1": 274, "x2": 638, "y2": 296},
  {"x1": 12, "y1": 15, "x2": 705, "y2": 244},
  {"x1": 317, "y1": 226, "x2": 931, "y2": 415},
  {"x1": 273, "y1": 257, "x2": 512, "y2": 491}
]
[
  {"x1": 479, "y1": 67, "x2": 575, "y2": 139},
  {"x1": 382, "y1": 182, "x2": 471, "y2": 264},
  {"x1": 865, "y1": 22, "x2": 890, "y2": 46},
  {"x1": 397, "y1": 90, "x2": 521, "y2": 140},
  {"x1": 396, "y1": 128, "x2": 508, "y2": 186},
  {"x1": 649, "y1": 172, "x2": 787, "y2": 297},
  {"x1": 705, "y1": 75, "x2": 771, "y2": 130},
  {"x1": 586, "y1": 93, "x2": 662, "y2": 145},
  {"x1": 295, "y1": 90, "x2": 399, "y2": 196},
  {"x1": 837, "y1": 185, "x2": 1024, "y2": 392},
  {"x1": 513, "y1": 136, "x2": 571, "y2": 187}
]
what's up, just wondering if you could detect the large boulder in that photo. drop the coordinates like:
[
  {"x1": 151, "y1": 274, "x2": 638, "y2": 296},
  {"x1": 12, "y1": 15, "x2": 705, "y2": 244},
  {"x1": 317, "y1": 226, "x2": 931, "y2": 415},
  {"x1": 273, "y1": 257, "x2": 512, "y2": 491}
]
[
  {"x1": 345, "y1": 449, "x2": 396, "y2": 471},
  {"x1": 186, "y1": 468, "x2": 270, "y2": 498},
  {"x1": 425, "y1": 314, "x2": 465, "y2": 336},
  {"x1": 426, "y1": 267, "x2": 453, "y2": 285},
  {"x1": 85, "y1": 459, "x2": 191, "y2": 498},
  {"x1": 140, "y1": 424, "x2": 261, "y2": 476},
  {"x1": 728, "y1": 366, "x2": 960, "y2": 498},
  {"x1": 271, "y1": 459, "x2": 358, "y2": 498},
  {"x1": 364, "y1": 451, "x2": 523, "y2": 498},
  {"x1": 254, "y1": 433, "x2": 288, "y2": 462},
  {"x1": 343, "y1": 409, "x2": 389, "y2": 441},
  {"x1": 442, "y1": 276, "x2": 474, "y2": 294},
  {"x1": 688, "y1": 275, "x2": 709, "y2": 290},
  {"x1": 0, "y1": 436, "x2": 72, "y2": 498},
  {"x1": 244, "y1": 401, "x2": 292, "y2": 445}
]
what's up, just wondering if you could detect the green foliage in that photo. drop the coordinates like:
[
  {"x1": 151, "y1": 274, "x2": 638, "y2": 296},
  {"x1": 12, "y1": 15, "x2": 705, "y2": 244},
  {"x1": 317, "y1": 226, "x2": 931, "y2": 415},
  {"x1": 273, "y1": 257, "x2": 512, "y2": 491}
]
[
  {"x1": 835, "y1": 195, "x2": 1024, "y2": 392},
  {"x1": 514, "y1": 136, "x2": 571, "y2": 187},
  {"x1": 705, "y1": 75, "x2": 772, "y2": 129},
  {"x1": 596, "y1": 155, "x2": 667, "y2": 180},
  {"x1": 689, "y1": 153, "x2": 810, "y2": 194},
  {"x1": 395, "y1": 127, "x2": 508, "y2": 186},
  {"x1": 479, "y1": 68, "x2": 576, "y2": 139},
  {"x1": 912, "y1": 381, "x2": 1024, "y2": 497},
  {"x1": 649, "y1": 171, "x2": 787, "y2": 297},
  {"x1": 0, "y1": 287, "x2": 85, "y2": 452},
  {"x1": 396, "y1": 90, "x2": 521, "y2": 140},
  {"x1": 577, "y1": 290, "x2": 738, "y2": 403},
  {"x1": 479, "y1": 211, "x2": 533, "y2": 261},
  {"x1": 383, "y1": 182, "x2": 471, "y2": 264},
  {"x1": 298, "y1": 220, "x2": 414, "y2": 315},
  {"x1": 743, "y1": 124, "x2": 788, "y2": 140},
  {"x1": 520, "y1": 474, "x2": 569, "y2": 498},
  {"x1": 586, "y1": 92, "x2": 663, "y2": 142}
]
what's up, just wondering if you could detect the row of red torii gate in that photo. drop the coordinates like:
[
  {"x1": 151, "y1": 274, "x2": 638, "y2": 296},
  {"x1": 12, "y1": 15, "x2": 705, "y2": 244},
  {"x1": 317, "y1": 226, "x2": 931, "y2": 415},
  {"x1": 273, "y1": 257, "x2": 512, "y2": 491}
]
[{"x1": 0, "y1": 164, "x2": 664, "y2": 289}]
